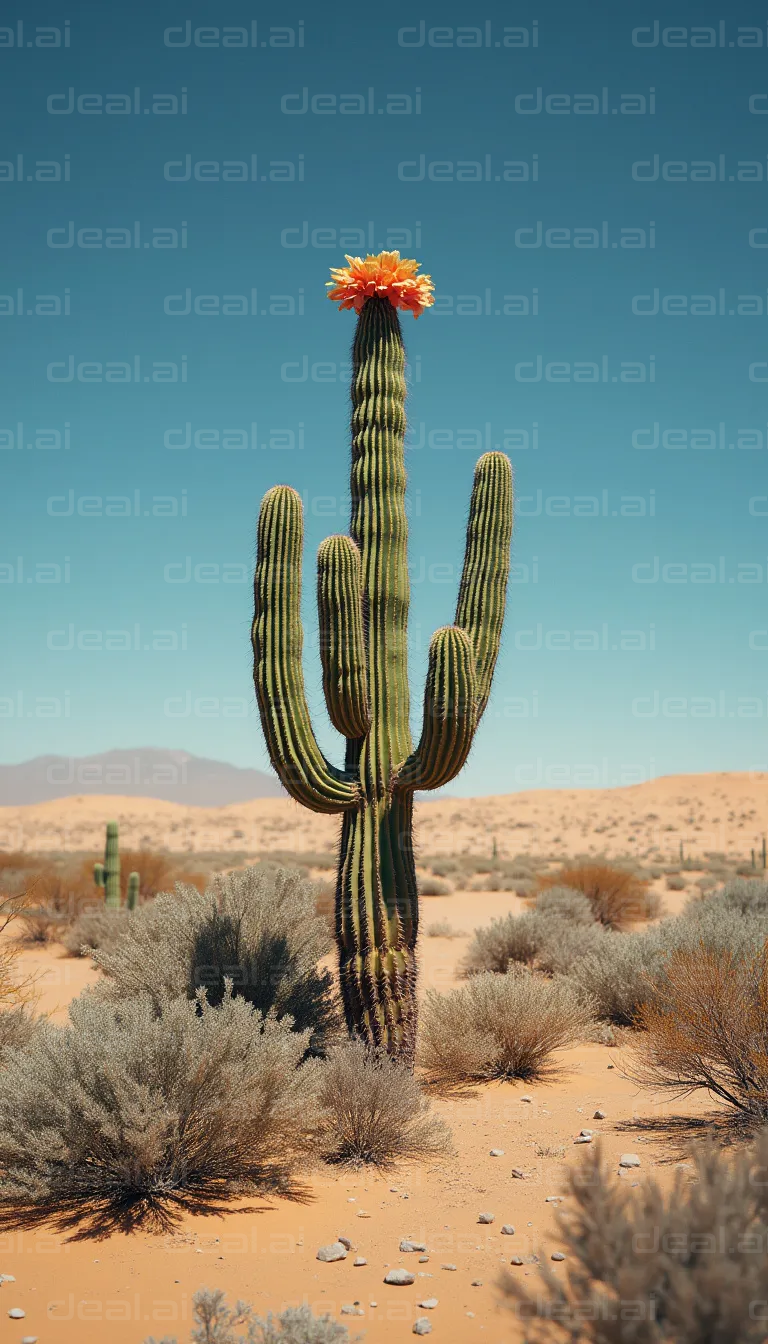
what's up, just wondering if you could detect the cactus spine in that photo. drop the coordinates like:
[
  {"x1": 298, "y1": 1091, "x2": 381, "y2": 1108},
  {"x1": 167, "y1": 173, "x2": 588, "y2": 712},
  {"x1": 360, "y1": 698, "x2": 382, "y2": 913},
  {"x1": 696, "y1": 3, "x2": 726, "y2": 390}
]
[
  {"x1": 94, "y1": 820, "x2": 121, "y2": 909},
  {"x1": 253, "y1": 293, "x2": 513, "y2": 1063},
  {"x1": 126, "y1": 871, "x2": 140, "y2": 911}
]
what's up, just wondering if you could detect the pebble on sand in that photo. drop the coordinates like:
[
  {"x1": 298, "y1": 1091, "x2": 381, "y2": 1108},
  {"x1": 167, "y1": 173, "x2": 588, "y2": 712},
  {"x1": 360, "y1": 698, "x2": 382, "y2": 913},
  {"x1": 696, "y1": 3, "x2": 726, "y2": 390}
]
[
  {"x1": 551, "y1": 1252, "x2": 566, "y2": 1262},
  {"x1": 510, "y1": 1256, "x2": 524, "y2": 1266},
  {"x1": 419, "y1": 1297, "x2": 438, "y2": 1309},
  {"x1": 400, "y1": 1239, "x2": 427, "y2": 1252},
  {"x1": 441, "y1": 1264, "x2": 457, "y2": 1271},
  {"x1": 8, "y1": 1308, "x2": 25, "y2": 1319},
  {"x1": 573, "y1": 1135, "x2": 592, "y2": 1144},
  {"x1": 353, "y1": 1257, "x2": 367, "y2": 1267},
  {"x1": 500, "y1": 1225, "x2": 515, "y2": 1235},
  {"x1": 477, "y1": 1212, "x2": 494, "y2": 1224},
  {"x1": 317, "y1": 1242, "x2": 348, "y2": 1262},
  {"x1": 385, "y1": 1269, "x2": 416, "y2": 1286},
  {"x1": 341, "y1": 1304, "x2": 364, "y2": 1316},
  {"x1": 619, "y1": 1154, "x2": 641, "y2": 1169},
  {"x1": 413, "y1": 1319, "x2": 432, "y2": 1336},
  {"x1": 520, "y1": 1095, "x2": 533, "y2": 1103},
  {"x1": 338, "y1": 1236, "x2": 353, "y2": 1250},
  {"x1": 593, "y1": 1109, "x2": 606, "y2": 1119},
  {"x1": 489, "y1": 1148, "x2": 505, "y2": 1157}
]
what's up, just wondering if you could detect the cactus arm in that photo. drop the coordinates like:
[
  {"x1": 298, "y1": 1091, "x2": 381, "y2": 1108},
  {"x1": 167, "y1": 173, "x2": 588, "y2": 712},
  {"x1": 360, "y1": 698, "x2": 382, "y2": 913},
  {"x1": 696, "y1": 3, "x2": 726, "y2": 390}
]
[
  {"x1": 94, "y1": 862, "x2": 105, "y2": 888},
  {"x1": 455, "y1": 451, "x2": 514, "y2": 723},
  {"x1": 317, "y1": 535, "x2": 369, "y2": 740},
  {"x1": 252, "y1": 484, "x2": 358, "y2": 814},
  {"x1": 103, "y1": 820, "x2": 121, "y2": 909},
  {"x1": 396, "y1": 625, "x2": 478, "y2": 791}
]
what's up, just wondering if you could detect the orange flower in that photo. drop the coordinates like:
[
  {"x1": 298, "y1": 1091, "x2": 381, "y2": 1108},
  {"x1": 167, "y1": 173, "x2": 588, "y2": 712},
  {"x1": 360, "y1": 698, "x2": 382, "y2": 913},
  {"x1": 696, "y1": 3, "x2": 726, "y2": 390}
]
[{"x1": 326, "y1": 251, "x2": 434, "y2": 318}]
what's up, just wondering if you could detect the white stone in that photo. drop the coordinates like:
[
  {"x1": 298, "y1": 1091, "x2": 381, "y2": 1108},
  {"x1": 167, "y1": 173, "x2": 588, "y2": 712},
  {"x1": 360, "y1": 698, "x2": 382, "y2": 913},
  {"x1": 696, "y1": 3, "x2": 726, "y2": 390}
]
[
  {"x1": 317, "y1": 1242, "x2": 347, "y2": 1262},
  {"x1": 489, "y1": 1149, "x2": 505, "y2": 1157},
  {"x1": 573, "y1": 1135, "x2": 592, "y2": 1144},
  {"x1": 399, "y1": 1239, "x2": 427, "y2": 1253},
  {"x1": 338, "y1": 1236, "x2": 353, "y2": 1250},
  {"x1": 8, "y1": 1309, "x2": 25, "y2": 1319},
  {"x1": 477, "y1": 1212, "x2": 494, "y2": 1224},
  {"x1": 619, "y1": 1154, "x2": 641, "y2": 1169},
  {"x1": 593, "y1": 1109, "x2": 606, "y2": 1119},
  {"x1": 551, "y1": 1252, "x2": 566, "y2": 1262},
  {"x1": 385, "y1": 1269, "x2": 415, "y2": 1286},
  {"x1": 341, "y1": 1304, "x2": 364, "y2": 1317},
  {"x1": 354, "y1": 1257, "x2": 367, "y2": 1267},
  {"x1": 419, "y1": 1298, "x2": 438, "y2": 1309},
  {"x1": 501, "y1": 1225, "x2": 515, "y2": 1235},
  {"x1": 413, "y1": 1319, "x2": 432, "y2": 1335}
]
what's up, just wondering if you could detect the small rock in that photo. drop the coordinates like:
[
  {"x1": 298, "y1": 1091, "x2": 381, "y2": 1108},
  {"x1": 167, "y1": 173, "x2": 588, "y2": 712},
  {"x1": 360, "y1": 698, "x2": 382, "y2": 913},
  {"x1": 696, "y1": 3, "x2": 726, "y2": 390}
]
[
  {"x1": 619, "y1": 1154, "x2": 641, "y2": 1169},
  {"x1": 370, "y1": 1301, "x2": 377, "y2": 1308},
  {"x1": 418, "y1": 1255, "x2": 429, "y2": 1263},
  {"x1": 338, "y1": 1236, "x2": 353, "y2": 1250},
  {"x1": 545, "y1": 1196, "x2": 564, "y2": 1203},
  {"x1": 419, "y1": 1298, "x2": 438, "y2": 1309},
  {"x1": 593, "y1": 1109, "x2": 606, "y2": 1119},
  {"x1": 573, "y1": 1136, "x2": 592, "y2": 1144},
  {"x1": 520, "y1": 1094, "x2": 533, "y2": 1103},
  {"x1": 441, "y1": 1263, "x2": 457, "y2": 1271},
  {"x1": 0, "y1": 1276, "x2": 16, "y2": 1284},
  {"x1": 22, "y1": 1338, "x2": 39, "y2": 1344},
  {"x1": 500, "y1": 1225, "x2": 515, "y2": 1235},
  {"x1": 471, "y1": 1279, "x2": 483, "y2": 1287},
  {"x1": 413, "y1": 1320, "x2": 432, "y2": 1336},
  {"x1": 510, "y1": 1255, "x2": 524, "y2": 1266},
  {"x1": 551, "y1": 1252, "x2": 566, "y2": 1262},
  {"x1": 317, "y1": 1242, "x2": 347, "y2": 1262},
  {"x1": 466, "y1": 1311, "x2": 475, "y2": 1318},
  {"x1": 489, "y1": 1148, "x2": 505, "y2": 1157},
  {"x1": 356, "y1": 1210, "x2": 371, "y2": 1218},
  {"x1": 354, "y1": 1257, "x2": 367, "y2": 1267},
  {"x1": 607, "y1": 1063, "x2": 614, "y2": 1069},
  {"x1": 341, "y1": 1305, "x2": 364, "y2": 1317},
  {"x1": 385, "y1": 1269, "x2": 415, "y2": 1286},
  {"x1": 399, "y1": 1239, "x2": 427, "y2": 1253},
  {"x1": 579, "y1": 1129, "x2": 593, "y2": 1137},
  {"x1": 477, "y1": 1212, "x2": 494, "y2": 1224},
  {"x1": 511, "y1": 1168, "x2": 529, "y2": 1179},
  {"x1": 8, "y1": 1309, "x2": 25, "y2": 1319}
]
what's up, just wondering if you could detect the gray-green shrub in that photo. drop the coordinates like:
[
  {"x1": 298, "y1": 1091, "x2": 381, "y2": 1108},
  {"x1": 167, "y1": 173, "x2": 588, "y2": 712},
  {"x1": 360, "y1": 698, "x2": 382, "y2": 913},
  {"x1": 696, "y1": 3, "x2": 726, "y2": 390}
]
[
  {"x1": 92, "y1": 866, "x2": 340, "y2": 1054},
  {"x1": 0, "y1": 988, "x2": 319, "y2": 1234},
  {"x1": 146, "y1": 1290, "x2": 354, "y2": 1344}
]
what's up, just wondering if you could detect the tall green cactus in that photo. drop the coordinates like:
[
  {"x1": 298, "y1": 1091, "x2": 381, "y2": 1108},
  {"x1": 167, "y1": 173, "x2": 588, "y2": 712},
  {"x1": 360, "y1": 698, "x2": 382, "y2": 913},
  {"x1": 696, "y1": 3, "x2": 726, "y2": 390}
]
[
  {"x1": 126, "y1": 871, "x2": 140, "y2": 911},
  {"x1": 252, "y1": 270, "x2": 513, "y2": 1063},
  {"x1": 94, "y1": 820, "x2": 121, "y2": 910}
]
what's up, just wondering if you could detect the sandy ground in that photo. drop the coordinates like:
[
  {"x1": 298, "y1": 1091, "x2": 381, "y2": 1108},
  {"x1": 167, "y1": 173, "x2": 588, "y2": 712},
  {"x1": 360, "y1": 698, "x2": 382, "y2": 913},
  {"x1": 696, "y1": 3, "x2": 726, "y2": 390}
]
[
  {"x1": 0, "y1": 878, "x2": 715, "y2": 1344},
  {"x1": 1, "y1": 771, "x2": 766, "y2": 862}
]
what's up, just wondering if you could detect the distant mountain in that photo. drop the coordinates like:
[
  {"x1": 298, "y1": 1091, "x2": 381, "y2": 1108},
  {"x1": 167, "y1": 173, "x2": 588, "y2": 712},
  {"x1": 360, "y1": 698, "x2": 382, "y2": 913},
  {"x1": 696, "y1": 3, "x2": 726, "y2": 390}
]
[{"x1": 0, "y1": 749, "x2": 284, "y2": 807}]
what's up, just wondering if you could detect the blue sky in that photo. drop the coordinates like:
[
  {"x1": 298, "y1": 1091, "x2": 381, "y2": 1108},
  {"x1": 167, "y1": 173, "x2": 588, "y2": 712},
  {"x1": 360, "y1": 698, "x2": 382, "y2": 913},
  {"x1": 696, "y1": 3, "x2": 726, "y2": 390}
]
[{"x1": 3, "y1": 0, "x2": 768, "y2": 793}]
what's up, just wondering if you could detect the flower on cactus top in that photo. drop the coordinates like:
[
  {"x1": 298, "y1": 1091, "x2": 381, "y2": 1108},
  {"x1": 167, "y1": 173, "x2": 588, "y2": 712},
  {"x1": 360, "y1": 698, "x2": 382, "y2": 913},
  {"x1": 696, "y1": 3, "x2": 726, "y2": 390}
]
[{"x1": 326, "y1": 251, "x2": 435, "y2": 318}]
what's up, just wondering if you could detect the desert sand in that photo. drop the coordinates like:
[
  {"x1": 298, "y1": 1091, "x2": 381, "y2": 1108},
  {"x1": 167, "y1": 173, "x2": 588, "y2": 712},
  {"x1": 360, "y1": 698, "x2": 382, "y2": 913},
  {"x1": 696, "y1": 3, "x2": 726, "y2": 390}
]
[
  {"x1": 1, "y1": 874, "x2": 713, "y2": 1344},
  {"x1": 1, "y1": 771, "x2": 767, "y2": 861}
]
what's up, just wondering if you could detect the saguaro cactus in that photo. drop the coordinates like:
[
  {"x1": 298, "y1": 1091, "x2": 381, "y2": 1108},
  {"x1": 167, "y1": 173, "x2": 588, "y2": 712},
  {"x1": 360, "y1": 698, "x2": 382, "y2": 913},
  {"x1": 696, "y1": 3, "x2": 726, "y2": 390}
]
[
  {"x1": 252, "y1": 254, "x2": 513, "y2": 1063},
  {"x1": 126, "y1": 871, "x2": 140, "y2": 911},
  {"x1": 94, "y1": 820, "x2": 121, "y2": 910}
]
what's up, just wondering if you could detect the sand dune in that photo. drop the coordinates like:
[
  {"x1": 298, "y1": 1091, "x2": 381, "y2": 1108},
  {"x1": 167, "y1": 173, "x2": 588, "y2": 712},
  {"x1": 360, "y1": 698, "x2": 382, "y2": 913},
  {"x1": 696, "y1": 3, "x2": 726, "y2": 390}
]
[{"x1": 1, "y1": 771, "x2": 766, "y2": 860}]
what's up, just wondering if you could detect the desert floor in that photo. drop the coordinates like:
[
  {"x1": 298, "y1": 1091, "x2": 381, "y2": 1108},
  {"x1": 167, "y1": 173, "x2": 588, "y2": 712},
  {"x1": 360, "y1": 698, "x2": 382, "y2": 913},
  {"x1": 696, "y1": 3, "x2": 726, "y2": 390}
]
[
  {"x1": 1, "y1": 870, "x2": 717, "y2": 1344},
  {"x1": 2, "y1": 770, "x2": 768, "y2": 861}
]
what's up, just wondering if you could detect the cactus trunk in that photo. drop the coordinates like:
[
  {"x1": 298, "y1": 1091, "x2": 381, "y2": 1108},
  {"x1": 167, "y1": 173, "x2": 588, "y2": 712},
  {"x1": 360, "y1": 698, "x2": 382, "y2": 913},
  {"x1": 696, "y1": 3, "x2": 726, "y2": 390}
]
[{"x1": 253, "y1": 286, "x2": 513, "y2": 1063}]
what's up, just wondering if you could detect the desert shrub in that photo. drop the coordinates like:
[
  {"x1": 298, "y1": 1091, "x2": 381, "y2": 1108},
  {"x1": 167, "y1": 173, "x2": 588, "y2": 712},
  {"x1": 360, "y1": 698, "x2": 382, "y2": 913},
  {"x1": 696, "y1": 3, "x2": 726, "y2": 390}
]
[
  {"x1": 461, "y1": 911, "x2": 541, "y2": 975},
  {"x1": 419, "y1": 968, "x2": 594, "y2": 1085},
  {"x1": 505, "y1": 1136, "x2": 768, "y2": 1344},
  {"x1": 666, "y1": 874, "x2": 686, "y2": 891},
  {"x1": 15, "y1": 906, "x2": 66, "y2": 944},
  {"x1": 628, "y1": 944, "x2": 768, "y2": 1119},
  {"x1": 538, "y1": 863, "x2": 653, "y2": 928},
  {"x1": 0, "y1": 891, "x2": 35, "y2": 1011},
  {"x1": 417, "y1": 875, "x2": 454, "y2": 896},
  {"x1": 0, "y1": 988, "x2": 319, "y2": 1233},
  {"x1": 695, "y1": 876, "x2": 768, "y2": 917},
  {"x1": 61, "y1": 906, "x2": 131, "y2": 957},
  {"x1": 316, "y1": 1041, "x2": 451, "y2": 1168},
  {"x1": 146, "y1": 1289, "x2": 354, "y2": 1344},
  {"x1": 461, "y1": 893, "x2": 607, "y2": 979},
  {"x1": 564, "y1": 932, "x2": 663, "y2": 1025},
  {"x1": 425, "y1": 919, "x2": 461, "y2": 938},
  {"x1": 0, "y1": 1005, "x2": 43, "y2": 1054},
  {"x1": 92, "y1": 866, "x2": 340, "y2": 1055},
  {"x1": 532, "y1": 887, "x2": 595, "y2": 924}
]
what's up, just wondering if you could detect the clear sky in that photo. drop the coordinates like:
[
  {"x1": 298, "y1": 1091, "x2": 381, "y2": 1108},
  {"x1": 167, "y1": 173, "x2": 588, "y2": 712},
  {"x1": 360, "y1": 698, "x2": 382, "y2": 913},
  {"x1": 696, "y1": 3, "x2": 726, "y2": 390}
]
[{"x1": 3, "y1": 0, "x2": 768, "y2": 794}]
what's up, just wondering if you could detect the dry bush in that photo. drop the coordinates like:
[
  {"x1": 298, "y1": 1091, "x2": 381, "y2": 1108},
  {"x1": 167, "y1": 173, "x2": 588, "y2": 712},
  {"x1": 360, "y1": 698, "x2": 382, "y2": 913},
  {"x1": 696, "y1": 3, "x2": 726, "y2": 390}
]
[
  {"x1": 538, "y1": 863, "x2": 653, "y2": 928},
  {"x1": 695, "y1": 876, "x2": 768, "y2": 917},
  {"x1": 92, "y1": 865, "x2": 340, "y2": 1055},
  {"x1": 628, "y1": 944, "x2": 768, "y2": 1119},
  {"x1": 417, "y1": 874, "x2": 454, "y2": 896},
  {"x1": 316, "y1": 1041, "x2": 452, "y2": 1168},
  {"x1": 505, "y1": 1136, "x2": 768, "y2": 1343},
  {"x1": 666, "y1": 874, "x2": 686, "y2": 891},
  {"x1": 425, "y1": 919, "x2": 462, "y2": 938},
  {"x1": 0, "y1": 988, "x2": 319, "y2": 1235},
  {"x1": 0, "y1": 1005, "x2": 43, "y2": 1055},
  {"x1": 461, "y1": 892, "x2": 607, "y2": 979},
  {"x1": 419, "y1": 968, "x2": 593, "y2": 1086},
  {"x1": 61, "y1": 907, "x2": 131, "y2": 957},
  {"x1": 16, "y1": 906, "x2": 66, "y2": 945},
  {"x1": 146, "y1": 1289, "x2": 354, "y2": 1344},
  {"x1": 0, "y1": 890, "x2": 36, "y2": 1012}
]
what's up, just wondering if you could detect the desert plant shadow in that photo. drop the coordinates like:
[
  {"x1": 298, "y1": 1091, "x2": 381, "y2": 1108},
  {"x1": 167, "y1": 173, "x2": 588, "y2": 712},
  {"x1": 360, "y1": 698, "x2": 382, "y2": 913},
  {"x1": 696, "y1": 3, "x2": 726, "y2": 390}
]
[
  {"x1": 611, "y1": 1110, "x2": 751, "y2": 1160},
  {"x1": 0, "y1": 1182, "x2": 314, "y2": 1241}
]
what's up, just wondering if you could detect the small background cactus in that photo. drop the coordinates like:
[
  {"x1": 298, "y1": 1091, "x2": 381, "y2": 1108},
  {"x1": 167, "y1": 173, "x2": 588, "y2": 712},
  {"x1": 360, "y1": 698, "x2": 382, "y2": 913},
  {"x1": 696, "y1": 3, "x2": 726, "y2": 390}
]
[{"x1": 94, "y1": 821, "x2": 121, "y2": 910}]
